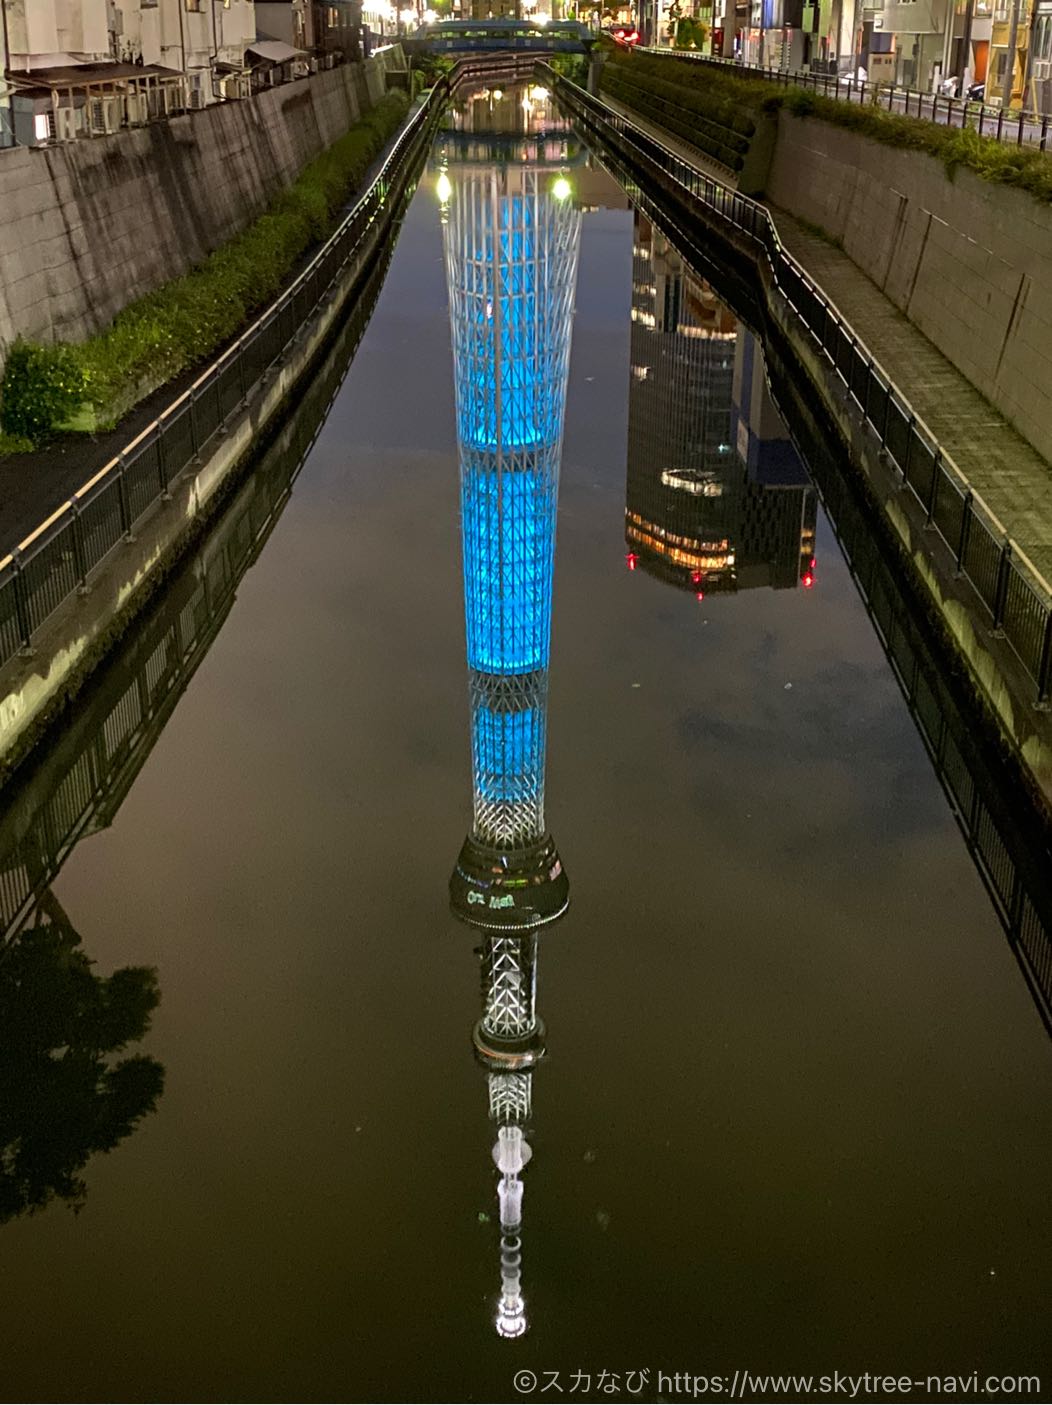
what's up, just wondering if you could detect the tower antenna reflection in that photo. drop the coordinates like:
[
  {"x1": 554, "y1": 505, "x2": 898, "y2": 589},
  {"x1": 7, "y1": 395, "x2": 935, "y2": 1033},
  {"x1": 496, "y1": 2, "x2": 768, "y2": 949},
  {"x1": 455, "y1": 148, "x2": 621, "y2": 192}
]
[{"x1": 438, "y1": 82, "x2": 582, "y2": 1338}]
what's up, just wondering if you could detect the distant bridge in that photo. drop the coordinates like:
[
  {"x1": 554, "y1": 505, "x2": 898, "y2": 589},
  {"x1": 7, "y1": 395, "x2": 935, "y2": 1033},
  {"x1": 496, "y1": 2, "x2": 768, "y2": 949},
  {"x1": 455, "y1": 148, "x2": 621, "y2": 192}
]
[{"x1": 406, "y1": 19, "x2": 594, "y2": 53}]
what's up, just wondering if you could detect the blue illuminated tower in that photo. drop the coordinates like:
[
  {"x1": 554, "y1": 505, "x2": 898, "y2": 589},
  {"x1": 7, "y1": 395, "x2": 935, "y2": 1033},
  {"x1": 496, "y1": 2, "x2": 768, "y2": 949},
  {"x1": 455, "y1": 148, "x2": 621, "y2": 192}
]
[
  {"x1": 437, "y1": 85, "x2": 582, "y2": 1338},
  {"x1": 440, "y1": 141, "x2": 580, "y2": 933}
]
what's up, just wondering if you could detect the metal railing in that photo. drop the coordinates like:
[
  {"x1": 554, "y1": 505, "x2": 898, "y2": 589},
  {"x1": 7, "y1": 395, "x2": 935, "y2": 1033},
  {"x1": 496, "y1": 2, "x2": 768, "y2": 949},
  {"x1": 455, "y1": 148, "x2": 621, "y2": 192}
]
[
  {"x1": 549, "y1": 69, "x2": 1052, "y2": 708},
  {"x1": 0, "y1": 73, "x2": 458, "y2": 680},
  {"x1": 639, "y1": 47, "x2": 1052, "y2": 152},
  {"x1": 787, "y1": 354, "x2": 1052, "y2": 1035},
  {"x1": 547, "y1": 66, "x2": 1052, "y2": 1032},
  {"x1": 0, "y1": 234, "x2": 396, "y2": 945}
]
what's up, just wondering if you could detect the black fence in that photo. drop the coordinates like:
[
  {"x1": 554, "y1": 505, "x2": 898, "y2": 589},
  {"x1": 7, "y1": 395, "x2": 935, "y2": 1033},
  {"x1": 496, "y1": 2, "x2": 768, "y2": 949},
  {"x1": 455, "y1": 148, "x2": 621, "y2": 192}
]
[
  {"x1": 0, "y1": 72, "x2": 455, "y2": 679},
  {"x1": 550, "y1": 67, "x2": 1052, "y2": 1034},
  {"x1": 641, "y1": 47, "x2": 1052, "y2": 153},
  {"x1": 0, "y1": 230, "x2": 398, "y2": 945},
  {"x1": 550, "y1": 69, "x2": 1052, "y2": 708}
]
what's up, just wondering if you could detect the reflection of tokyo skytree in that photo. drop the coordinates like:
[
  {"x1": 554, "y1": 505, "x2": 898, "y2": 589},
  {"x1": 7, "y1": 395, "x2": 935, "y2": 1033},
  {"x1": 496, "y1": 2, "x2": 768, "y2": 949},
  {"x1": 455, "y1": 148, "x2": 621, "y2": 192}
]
[{"x1": 438, "y1": 91, "x2": 581, "y2": 1339}]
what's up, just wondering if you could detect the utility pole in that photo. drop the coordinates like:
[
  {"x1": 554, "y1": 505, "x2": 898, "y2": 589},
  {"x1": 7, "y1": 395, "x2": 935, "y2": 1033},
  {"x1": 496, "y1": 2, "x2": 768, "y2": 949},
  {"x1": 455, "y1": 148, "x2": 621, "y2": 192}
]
[
  {"x1": 956, "y1": 0, "x2": 974, "y2": 88},
  {"x1": 1001, "y1": 0, "x2": 1022, "y2": 106}
]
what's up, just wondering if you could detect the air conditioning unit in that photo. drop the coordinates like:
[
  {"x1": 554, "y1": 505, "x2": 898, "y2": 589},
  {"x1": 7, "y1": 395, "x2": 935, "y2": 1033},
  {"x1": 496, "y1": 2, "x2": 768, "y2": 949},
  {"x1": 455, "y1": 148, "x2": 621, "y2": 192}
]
[
  {"x1": 187, "y1": 76, "x2": 206, "y2": 109},
  {"x1": 88, "y1": 95, "x2": 122, "y2": 133},
  {"x1": 218, "y1": 73, "x2": 251, "y2": 100},
  {"x1": 125, "y1": 93, "x2": 149, "y2": 124},
  {"x1": 56, "y1": 106, "x2": 78, "y2": 141}
]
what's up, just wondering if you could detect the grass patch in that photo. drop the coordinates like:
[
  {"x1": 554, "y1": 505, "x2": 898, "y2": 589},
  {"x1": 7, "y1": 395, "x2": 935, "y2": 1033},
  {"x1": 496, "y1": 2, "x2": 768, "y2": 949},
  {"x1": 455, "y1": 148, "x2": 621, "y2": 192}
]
[
  {"x1": 0, "y1": 431, "x2": 35, "y2": 458},
  {"x1": 1, "y1": 89, "x2": 410, "y2": 449}
]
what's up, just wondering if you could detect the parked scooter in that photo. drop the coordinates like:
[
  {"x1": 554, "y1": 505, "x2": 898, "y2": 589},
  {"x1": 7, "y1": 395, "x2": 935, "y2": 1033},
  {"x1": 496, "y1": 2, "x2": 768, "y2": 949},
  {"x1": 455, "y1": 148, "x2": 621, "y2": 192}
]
[{"x1": 937, "y1": 75, "x2": 986, "y2": 101}]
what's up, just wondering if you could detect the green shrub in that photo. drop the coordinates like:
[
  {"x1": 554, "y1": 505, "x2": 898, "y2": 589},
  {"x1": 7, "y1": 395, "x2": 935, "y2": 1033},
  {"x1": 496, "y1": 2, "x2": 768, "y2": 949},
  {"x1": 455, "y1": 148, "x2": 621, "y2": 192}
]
[
  {"x1": 1, "y1": 89, "x2": 410, "y2": 444},
  {"x1": 597, "y1": 47, "x2": 1052, "y2": 202},
  {"x1": 0, "y1": 431, "x2": 34, "y2": 457},
  {"x1": 549, "y1": 53, "x2": 588, "y2": 83},
  {"x1": 0, "y1": 341, "x2": 88, "y2": 441}
]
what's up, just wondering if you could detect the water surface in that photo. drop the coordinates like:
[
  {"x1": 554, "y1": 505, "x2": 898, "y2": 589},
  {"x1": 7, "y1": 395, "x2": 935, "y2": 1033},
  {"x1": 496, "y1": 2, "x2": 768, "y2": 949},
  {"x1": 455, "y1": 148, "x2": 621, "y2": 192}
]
[{"x1": 0, "y1": 82, "x2": 1048, "y2": 1404}]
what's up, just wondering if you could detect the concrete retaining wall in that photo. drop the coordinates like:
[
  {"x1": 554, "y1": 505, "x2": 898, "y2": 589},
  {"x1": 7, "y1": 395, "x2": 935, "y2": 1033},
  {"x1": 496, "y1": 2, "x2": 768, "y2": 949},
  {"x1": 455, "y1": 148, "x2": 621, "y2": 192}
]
[
  {"x1": 0, "y1": 96, "x2": 414, "y2": 778},
  {"x1": 765, "y1": 111, "x2": 1052, "y2": 465},
  {"x1": 0, "y1": 47, "x2": 405, "y2": 362}
]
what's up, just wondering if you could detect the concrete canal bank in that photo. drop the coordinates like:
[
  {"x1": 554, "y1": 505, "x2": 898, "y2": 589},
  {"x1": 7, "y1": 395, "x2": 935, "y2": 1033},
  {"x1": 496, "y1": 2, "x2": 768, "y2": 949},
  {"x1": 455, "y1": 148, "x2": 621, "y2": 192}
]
[
  {"x1": 0, "y1": 47, "x2": 409, "y2": 364},
  {"x1": 555, "y1": 70, "x2": 1052, "y2": 821},
  {"x1": 0, "y1": 82, "x2": 445, "y2": 782}
]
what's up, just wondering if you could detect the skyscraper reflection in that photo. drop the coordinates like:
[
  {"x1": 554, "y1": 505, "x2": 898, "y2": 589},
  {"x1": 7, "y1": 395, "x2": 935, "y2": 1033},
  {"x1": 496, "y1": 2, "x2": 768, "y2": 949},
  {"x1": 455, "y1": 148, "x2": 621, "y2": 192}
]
[
  {"x1": 437, "y1": 83, "x2": 581, "y2": 1339},
  {"x1": 625, "y1": 212, "x2": 818, "y2": 596}
]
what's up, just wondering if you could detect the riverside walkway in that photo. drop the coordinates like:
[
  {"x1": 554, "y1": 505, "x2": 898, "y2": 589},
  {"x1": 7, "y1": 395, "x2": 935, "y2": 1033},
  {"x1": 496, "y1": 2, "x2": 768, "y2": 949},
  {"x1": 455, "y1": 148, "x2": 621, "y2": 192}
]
[{"x1": 602, "y1": 89, "x2": 1052, "y2": 585}]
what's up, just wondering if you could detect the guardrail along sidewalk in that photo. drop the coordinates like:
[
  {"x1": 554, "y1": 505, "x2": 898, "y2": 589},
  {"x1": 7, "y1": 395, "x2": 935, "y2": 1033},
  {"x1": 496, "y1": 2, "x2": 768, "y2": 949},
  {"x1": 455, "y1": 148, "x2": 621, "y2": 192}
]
[
  {"x1": 0, "y1": 77, "x2": 452, "y2": 685},
  {"x1": 555, "y1": 70, "x2": 1052, "y2": 711},
  {"x1": 640, "y1": 46, "x2": 1052, "y2": 153},
  {"x1": 548, "y1": 67, "x2": 1052, "y2": 1033}
]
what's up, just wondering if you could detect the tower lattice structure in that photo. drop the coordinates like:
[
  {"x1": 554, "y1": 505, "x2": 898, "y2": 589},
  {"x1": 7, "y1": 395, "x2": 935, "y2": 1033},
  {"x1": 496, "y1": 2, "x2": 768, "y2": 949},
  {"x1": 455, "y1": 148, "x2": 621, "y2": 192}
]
[
  {"x1": 443, "y1": 156, "x2": 579, "y2": 928},
  {"x1": 438, "y1": 120, "x2": 581, "y2": 1337}
]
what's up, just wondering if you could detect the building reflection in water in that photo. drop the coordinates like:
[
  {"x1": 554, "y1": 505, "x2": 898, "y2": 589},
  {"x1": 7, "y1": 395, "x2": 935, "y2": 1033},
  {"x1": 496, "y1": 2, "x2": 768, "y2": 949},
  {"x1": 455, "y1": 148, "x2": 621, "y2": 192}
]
[
  {"x1": 437, "y1": 82, "x2": 582, "y2": 1339},
  {"x1": 626, "y1": 212, "x2": 818, "y2": 597}
]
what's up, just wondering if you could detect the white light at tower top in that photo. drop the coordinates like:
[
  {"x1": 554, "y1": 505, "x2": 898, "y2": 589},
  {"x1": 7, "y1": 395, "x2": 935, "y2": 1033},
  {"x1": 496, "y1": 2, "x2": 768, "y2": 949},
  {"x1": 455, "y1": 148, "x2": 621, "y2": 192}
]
[
  {"x1": 436, "y1": 171, "x2": 452, "y2": 204},
  {"x1": 552, "y1": 176, "x2": 572, "y2": 201}
]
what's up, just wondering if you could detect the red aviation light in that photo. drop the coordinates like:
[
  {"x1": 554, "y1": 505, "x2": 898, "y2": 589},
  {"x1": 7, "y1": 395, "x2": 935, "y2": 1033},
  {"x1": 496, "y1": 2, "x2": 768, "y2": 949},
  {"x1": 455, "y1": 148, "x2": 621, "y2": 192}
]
[
  {"x1": 696, "y1": 591, "x2": 705, "y2": 601},
  {"x1": 802, "y1": 573, "x2": 814, "y2": 589},
  {"x1": 626, "y1": 553, "x2": 639, "y2": 571}
]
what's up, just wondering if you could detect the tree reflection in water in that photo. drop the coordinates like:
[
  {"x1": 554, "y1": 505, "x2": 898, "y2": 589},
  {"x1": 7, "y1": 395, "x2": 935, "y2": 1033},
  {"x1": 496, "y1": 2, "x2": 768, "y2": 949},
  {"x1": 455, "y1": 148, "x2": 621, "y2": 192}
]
[{"x1": 0, "y1": 895, "x2": 163, "y2": 1223}]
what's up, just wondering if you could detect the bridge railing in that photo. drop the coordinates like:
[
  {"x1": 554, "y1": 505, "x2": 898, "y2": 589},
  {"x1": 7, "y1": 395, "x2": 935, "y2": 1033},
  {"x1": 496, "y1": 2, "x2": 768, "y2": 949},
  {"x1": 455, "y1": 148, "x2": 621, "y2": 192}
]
[
  {"x1": 548, "y1": 68, "x2": 1052, "y2": 709},
  {"x1": 637, "y1": 46, "x2": 1052, "y2": 153},
  {"x1": 0, "y1": 68, "x2": 468, "y2": 681}
]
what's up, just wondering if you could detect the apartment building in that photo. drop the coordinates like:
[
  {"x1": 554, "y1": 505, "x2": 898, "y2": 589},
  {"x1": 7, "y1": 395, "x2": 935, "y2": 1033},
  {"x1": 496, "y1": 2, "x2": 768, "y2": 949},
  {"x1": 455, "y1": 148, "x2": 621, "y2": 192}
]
[{"x1": 1, "y1": 0, "x2": 262, "y2": 145}]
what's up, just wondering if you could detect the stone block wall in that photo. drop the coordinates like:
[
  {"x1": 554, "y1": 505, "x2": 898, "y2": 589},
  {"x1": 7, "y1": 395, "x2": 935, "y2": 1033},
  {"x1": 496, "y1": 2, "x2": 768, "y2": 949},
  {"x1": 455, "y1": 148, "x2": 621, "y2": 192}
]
[
  {"x1": 765, "y1": 111, "x2": 1052, "y2": 464},
  {"x1": 0, "y1": 46, "x2": 404, "y2": 364}
]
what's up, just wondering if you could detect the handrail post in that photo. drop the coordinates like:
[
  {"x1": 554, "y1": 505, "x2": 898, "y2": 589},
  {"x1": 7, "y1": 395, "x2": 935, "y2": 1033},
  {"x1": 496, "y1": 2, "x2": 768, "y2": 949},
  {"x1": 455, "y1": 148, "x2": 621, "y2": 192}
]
[
  {"x1": 901, "y1": 413, "x2": 916, "y2": 484},
  {"x1": 189, "y1": 389, "x2": 201, "y2": 462},
  {"x1": 71, "y1": 501, "x2": 90, "y2": 593},
  {"x1": 925, "y1": 450, "x2": 941, "y2": 524},
  {"x1": 117, "y1": 454, "x2": 134, "y2": 541},
  {"x1": 11, "y1": 551, "x2": 34, "y2": 656},
  {"x1": 238, "y1": 340, "x2": 249, "y2": 409},
  {"x1": 1036, "y1": 610, "x2": 1052, "y2": 707},
  {"x1": 955, "y1": 490, "x2": 973, "y2": 575},
  {"x1": 992, "y1": 540, "x2": 1012, "y2": 634},
  {"x1": 157, "y1": 428, "x2": 172, "y2": 501}
]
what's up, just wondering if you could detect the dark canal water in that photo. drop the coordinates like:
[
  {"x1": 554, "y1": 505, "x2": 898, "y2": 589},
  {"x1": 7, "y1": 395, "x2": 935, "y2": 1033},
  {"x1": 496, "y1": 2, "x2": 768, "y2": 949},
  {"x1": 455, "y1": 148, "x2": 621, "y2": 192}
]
[{"x1": 0, "y1": 83, "x2": 1049, "y2": 1403}]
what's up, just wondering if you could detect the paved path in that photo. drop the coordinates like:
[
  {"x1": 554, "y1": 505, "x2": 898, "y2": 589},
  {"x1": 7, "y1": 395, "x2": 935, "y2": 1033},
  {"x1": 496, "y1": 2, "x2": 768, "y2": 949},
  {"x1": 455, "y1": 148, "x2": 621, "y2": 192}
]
[{"x1": 601, "y1": 90, "x2": 1052, "y2": 586}]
